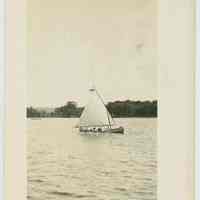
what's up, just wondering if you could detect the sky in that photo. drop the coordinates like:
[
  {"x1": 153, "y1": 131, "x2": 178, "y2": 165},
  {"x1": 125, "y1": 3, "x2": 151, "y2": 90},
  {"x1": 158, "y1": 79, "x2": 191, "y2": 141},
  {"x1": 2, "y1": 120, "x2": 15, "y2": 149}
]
[{"x1": 27, "y1": 0, "x2": 157, "y2": 107}]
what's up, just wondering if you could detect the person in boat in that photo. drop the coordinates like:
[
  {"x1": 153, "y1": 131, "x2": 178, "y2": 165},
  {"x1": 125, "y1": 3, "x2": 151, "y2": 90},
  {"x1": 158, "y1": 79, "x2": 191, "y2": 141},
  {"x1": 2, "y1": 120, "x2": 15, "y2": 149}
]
[{"x1": 98, "y1": 128, "x2": 102, "y2": 132}]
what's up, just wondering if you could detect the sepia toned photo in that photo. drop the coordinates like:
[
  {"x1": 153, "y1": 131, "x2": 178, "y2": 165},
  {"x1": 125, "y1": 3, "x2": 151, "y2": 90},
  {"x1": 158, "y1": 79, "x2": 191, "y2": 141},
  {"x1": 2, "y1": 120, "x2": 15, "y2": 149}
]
[{"x1": 27, "y1": 0, "x2": 157, "y2": 199}]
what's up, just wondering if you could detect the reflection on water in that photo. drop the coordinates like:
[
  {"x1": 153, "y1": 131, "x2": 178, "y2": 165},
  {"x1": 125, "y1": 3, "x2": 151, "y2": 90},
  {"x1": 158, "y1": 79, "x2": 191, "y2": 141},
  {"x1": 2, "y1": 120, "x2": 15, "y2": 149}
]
[{"x1": 27, "y1": 118, "x2": 157, "y2": 200}]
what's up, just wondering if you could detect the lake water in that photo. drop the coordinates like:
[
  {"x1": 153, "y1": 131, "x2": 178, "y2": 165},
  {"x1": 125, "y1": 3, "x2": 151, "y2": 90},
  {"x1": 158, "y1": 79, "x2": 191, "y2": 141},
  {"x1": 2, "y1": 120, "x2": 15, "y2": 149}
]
[{"x1": 27, "y1": 118, "x2": 157, "y2": 200}]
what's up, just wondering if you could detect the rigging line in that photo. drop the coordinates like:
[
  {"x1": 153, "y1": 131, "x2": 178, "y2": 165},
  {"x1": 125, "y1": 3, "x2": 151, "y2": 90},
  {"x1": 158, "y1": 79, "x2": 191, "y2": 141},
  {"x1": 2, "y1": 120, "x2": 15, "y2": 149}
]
[
  {"x1": 94, "y1": 88, "x2": 113, "y2": 128},
  {"x1": 95, "y1": 88, "x2": 116, "y2": 125}
]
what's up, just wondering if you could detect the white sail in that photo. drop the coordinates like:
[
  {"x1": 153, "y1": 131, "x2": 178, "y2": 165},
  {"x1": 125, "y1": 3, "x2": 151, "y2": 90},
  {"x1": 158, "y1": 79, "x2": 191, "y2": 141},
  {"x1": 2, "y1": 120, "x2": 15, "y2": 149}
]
[{"x1": 79, "y1": 88, "x2": 114, "y2": 127}]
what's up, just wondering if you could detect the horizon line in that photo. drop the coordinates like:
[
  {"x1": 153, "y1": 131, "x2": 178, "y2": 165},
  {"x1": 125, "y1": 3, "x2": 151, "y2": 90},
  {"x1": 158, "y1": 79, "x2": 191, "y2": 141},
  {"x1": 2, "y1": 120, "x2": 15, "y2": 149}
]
[{"x1": 27, "y1": 98, "x2": 158, "y2": 108}]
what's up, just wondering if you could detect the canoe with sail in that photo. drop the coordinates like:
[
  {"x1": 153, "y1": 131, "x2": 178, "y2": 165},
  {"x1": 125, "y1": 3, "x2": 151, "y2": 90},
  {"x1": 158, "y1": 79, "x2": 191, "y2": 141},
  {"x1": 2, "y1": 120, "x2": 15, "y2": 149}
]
[{"x1": 78, "y1": 86, "x2": 124, "y2": 134}]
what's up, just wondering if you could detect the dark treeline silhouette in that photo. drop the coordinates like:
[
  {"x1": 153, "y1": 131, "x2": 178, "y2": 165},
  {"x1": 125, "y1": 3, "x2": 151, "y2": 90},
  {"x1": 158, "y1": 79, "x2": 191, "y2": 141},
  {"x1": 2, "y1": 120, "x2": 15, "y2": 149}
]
[
  {"x1": 54, "y1": 101, "x2": 83, "y2": 118},
  {"x1": 27, "y1": 100, "x2": 157, "y2": 118},
  {"x1": 27, "y1": 107, "x2": 41, "y2": 118},
  {"x1": 107, "y1": 100, "x2": 157, "y2": 118}
]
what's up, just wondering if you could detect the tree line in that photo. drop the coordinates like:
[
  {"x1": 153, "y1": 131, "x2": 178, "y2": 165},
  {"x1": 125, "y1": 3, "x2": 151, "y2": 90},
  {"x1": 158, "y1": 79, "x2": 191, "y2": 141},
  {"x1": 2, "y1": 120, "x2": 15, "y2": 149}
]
[{"x1": 27, "y1": 100, "x2": 157, "y2": 118}]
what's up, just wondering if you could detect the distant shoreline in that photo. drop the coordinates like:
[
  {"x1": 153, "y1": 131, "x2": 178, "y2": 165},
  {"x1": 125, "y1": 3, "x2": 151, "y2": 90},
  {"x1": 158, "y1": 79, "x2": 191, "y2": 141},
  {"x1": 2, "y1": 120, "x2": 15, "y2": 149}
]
[
  {"x1": 27, "y1": 100, "x2": 157, "y2": 118},
  {"x1": 27, "y1": 116, "x2": 157, "y2": 119}
]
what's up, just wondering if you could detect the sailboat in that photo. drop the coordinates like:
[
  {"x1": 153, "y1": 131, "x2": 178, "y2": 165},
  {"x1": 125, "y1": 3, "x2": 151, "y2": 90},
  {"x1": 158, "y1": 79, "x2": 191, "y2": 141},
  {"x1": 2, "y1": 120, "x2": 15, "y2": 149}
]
[{"x1": 78, "y1": 86, "x2": 124, "y2": 134}]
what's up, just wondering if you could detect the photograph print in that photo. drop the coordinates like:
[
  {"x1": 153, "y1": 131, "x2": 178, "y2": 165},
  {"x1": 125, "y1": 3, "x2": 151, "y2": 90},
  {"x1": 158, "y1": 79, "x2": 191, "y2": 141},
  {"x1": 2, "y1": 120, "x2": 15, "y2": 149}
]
[{"x1": 27, "y1": 0, "x2": 157, "y2": 199}]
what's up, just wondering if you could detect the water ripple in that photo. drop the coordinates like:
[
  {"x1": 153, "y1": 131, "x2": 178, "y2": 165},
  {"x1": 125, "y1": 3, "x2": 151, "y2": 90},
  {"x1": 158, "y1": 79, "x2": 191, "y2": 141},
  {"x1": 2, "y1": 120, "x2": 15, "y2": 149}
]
[{"x1": 49, "y1": 191, "x2": 97, "y2": 198}]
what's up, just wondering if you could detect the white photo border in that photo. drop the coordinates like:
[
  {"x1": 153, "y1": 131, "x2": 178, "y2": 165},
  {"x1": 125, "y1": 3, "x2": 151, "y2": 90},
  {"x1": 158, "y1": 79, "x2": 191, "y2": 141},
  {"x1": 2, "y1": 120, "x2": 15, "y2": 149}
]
[
  {"x1": 0, "y1": 0, "x2": 197, "y2": 199},
  {"x1": 196, "y1": 0, "x2": 200, "y2": 199},
  {"x1": 0, "y1": 0, "x2": 5, "y2": 199}
]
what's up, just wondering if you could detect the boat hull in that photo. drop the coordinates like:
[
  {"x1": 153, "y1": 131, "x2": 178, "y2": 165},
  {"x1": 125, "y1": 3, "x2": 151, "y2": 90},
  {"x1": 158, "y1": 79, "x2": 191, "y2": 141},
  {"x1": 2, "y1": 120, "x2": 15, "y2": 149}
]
[
  {"x1": 109, "y1": 127, "x2": 124, "y2": 134},
  {"x1": 79, "y1": 126, "x2": 124, "y2": 134}
]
